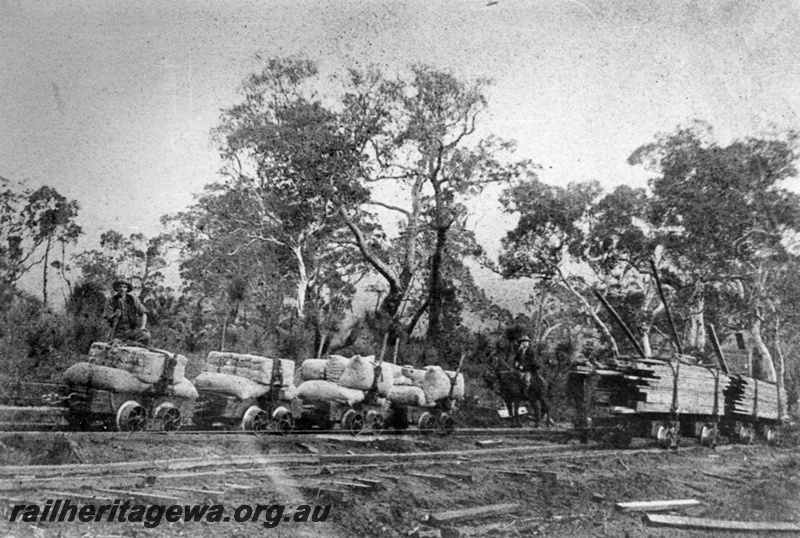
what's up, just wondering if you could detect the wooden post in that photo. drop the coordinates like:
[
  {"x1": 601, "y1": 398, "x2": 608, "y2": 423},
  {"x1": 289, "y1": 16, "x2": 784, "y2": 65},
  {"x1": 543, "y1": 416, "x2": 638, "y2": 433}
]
[
  {"x1": 378, "y1": 333, "x2": 389, "y2": 364},
  {"x1": 706, "y1": 324, "x2": 730, "y2": 374},
  {"x1": 650, "y1": 259, "x2": 683, "y2": 355},
  {"x1": 316, "y1": 335, "x2": 326, "y2": 360},
  {"x1": 592, "y1": 289, "x2": 646, "y2": 359}
]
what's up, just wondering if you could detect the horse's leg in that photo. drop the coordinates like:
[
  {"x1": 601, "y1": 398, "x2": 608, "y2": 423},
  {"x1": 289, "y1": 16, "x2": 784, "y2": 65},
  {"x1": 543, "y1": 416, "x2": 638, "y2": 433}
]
[
  {"x1": 504, "y1": 399, "x2": 518, "y2": 427},
  {"x1": 540, "y1": 375, "x2": 554, "y2": 427}
]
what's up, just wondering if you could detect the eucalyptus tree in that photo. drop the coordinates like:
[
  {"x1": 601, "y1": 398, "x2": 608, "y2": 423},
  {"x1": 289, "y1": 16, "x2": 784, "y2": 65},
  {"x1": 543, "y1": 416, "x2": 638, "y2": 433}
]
[
  {"x1": 629, "y1": 122, "x2": 800, "y2": 386},
  {"x1": 340, "y1": 66, "x2": 532, "y2": 349}
]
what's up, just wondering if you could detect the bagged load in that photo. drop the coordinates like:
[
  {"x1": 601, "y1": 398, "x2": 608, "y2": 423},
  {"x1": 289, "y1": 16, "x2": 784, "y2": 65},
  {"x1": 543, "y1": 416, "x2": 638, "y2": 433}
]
[
  {"x1": 240, "y1": 356, "x2": 271, "y2": 384},
  {"x1": 218, "y1": 353, "x2": 239, "y2": 376},
  {"x1": 379, "y1": 362, "x2": 403, "y2": 382},
  {"x1": 301, "y1": 359, "x2": 327, "y2": 381},
  {"x1": 280, "y1": 384, "x2": 297, "y2": 401},
  {"x1": 202, "y1": 352, "x2": 222, "y2": 373},
  {"x1": 88, "y1": 343, "x2": 187, "y2": 385},
  {"x1": 272, "y1": 358, "x2": 295, "y2": 387},
  {"x1": 64, "y1": 362, "x2": 151, "y2": 393},
  {"x1": 296, "y1": 380, "x2": 365, "y2": 406},
  {"x1": 64, "y1": 362, "x2": 93, "y2": 386},
  {"x1": 338, "y1": 355, "x2": 375, "y2": 390},
  {"x1": 170, "y1": 377, "x2": 199, "y2": 400},
  {"x1": 325, "y1": 355, "x2": 350, "y2": 383},
  {"x1": 386, "y1": 385, "x2": 427, "y2": 406},
  {"x1": 422, "y1": 365, "x2": 452, "y2": 403},
  {"x1": 373, "y1": 363, "x2": 394, "y2": 397},
  {"x1": 401, "y1": 366, "x2": 426, "y2": 386},
  {"x1": 193, "y1": 372, "x2": 269, "y2": 401}
]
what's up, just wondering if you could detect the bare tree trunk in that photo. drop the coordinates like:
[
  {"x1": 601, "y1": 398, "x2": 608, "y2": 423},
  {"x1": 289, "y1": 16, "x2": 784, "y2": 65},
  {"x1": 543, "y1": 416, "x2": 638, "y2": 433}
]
[
  {"x1": 290, "y1": 244, "x2": 308, "y2": 320},
  {"x1": 42, "y1": 236, "x2": 51, "y2": 307},
  {"x1": 772, "y1": 315, "x2": 788, "y2": 420},
  {"x1": 682, "y1": 289, "x2": 706, "y2": 351},
  {"x1": 427, "y1": 224, "x2": 449, "y2": 343},
  {"x1": 641, "y1": 332, "x2": 653, "y2": 358},
  {"x1": 749, "y1": 315, "x2": 777, "y2": 382},
  {"x1": 556, "y1": 266, "x2": 620, "y2": 358}
]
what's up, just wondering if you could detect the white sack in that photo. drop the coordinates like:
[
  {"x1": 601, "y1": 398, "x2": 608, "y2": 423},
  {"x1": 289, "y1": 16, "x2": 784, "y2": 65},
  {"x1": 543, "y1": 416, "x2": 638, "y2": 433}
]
[
  {"x1": 301, "y1": 359, "x2": 328, "y2": 381},
  {"x1": 170, "y1": 377, "x2": 199, "y2": 400},
  {"x1": 296, "y1": 380, "x2": 365, "y2": 406},
  {"x1": 193, "y1": 372, "x2": 269, "y2": 401},
  {"x1": 422, "y1": 365, "x2": 452, "y2": 403},
  {"x1": 338, "y1": 355, "x2": 375, "y2": 390},
  {"x1": 325, "y1": 355, "x2": 350, "y2": 383},
  {"x1": 386, "y1": 385, "x2": 427, "y2": 406}
]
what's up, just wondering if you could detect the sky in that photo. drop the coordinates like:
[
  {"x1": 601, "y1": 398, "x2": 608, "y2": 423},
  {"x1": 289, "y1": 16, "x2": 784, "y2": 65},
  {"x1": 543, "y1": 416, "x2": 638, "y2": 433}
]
[{"x1": 3, "y1": 0, "x2": 800, "y2": 304}]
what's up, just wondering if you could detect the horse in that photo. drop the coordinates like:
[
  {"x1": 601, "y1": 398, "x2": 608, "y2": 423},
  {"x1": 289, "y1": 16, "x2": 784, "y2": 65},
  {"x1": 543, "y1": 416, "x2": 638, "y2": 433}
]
[{"x1": 493, "y1": 357, "x2": 551, "y2": 428}]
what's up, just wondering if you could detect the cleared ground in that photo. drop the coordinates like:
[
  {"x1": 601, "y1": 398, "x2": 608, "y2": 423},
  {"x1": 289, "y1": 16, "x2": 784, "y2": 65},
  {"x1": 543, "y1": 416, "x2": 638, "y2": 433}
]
[{"x1": 0, "y1": 425, "x2": 798, "y2": 537}]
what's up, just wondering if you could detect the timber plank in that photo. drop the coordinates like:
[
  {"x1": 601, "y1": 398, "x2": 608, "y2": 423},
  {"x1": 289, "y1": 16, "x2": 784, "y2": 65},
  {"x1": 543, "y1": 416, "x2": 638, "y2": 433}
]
[
  {"x1": 93, "y1": 488, "x2": 181, "y2": 504},
  {"x1": 425, "y1": 502, "x2": 521, "y2": 525},
  {"x1": 616, "y1": 499, "x2": 700, "y2": 512},
  {"x1": 644, "y1": 513, "x2": 800, "y2": 532}
]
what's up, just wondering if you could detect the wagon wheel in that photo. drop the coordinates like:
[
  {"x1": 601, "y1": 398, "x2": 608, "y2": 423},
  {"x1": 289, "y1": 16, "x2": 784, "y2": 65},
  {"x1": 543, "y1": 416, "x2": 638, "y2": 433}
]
[
  {"x1": 765, "y1": 426, "x2": 783, "y2": 446},
  {"x1": 699, "y1": 425, "x2": 719, "y2": 448},
  {"x1": 438, "y1": 413, "x2": 456, "y2": 436},
  {"x1": 241, "y1": 406, "x2": 270, "y2": 435},
  {"x1": 418, "y1": 412, "x2": 438, "y2": 435},
  {"x1": 115, "y1": 401, "x2": 147, "y2": 432},
  {"x1": 655, "y1": 425, "x2": 673, "y2": 449},
  {"x1": 737, "y1": 424, "x2": 755, "y2": 445},
  {"x1": 342, "y1": 409, "x2": 365, "y2": 436},
  {"x1": 273, "y1": 408, "x2": 295, "y2": 435},
  {"x1": 667, "y1": 423, "x2": 681, "y2": 449},
  {"x1": 154, "y1": 403, "x2": 182, "y2": 432},
  {"x1": 366, "y1": 411, "x2": 384, "y2": 434}
]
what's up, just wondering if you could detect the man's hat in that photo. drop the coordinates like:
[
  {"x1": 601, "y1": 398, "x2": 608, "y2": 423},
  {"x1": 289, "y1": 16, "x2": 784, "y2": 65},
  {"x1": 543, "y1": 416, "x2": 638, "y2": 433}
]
[
  {"x1": 519, "y1": 335, "x2": 531, "y2": 342},
  {"x1": 112, "y1": 279, "x2": 132, "y2": 290}
]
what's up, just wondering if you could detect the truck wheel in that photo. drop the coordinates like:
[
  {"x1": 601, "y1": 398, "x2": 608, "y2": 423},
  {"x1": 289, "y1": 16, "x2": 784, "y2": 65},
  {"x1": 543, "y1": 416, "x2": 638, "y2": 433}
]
[
  {"x1": 366, "y1": 410, "x2": 384, "y2": 433},
  {"x1": 154, "y1": 403, "x2": 182, "y2": 432},
  {"x1": 273, "y1": 407, "x2": 295, "y2": 435},
  {"x1": 418, "y1": 412, "x2": 438, "y2": 435},
  {"x1": 116, "y1": 401, "x2": 147, "y2": 432},
  {"x1": 241, "y1": 406, "x2": 270, "y2": 434}
]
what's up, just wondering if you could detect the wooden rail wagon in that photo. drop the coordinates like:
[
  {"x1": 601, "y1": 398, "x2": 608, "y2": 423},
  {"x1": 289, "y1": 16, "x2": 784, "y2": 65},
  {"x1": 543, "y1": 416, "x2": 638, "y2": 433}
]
[
  {"x1": 192, "y1": 352, "x2": 299, "y2": 434},
  {"x1": 62, "y1": 342, "x2": 197, "y2": 432},
  {"x1": 571, "y1": 264, "x2": 784, "y2": 448},
  {"x1": 294, "y1": 355, "x2": 387, "y2": 435},
  {"x1": 294, "y1": 355, "x2": 466, "y2": 435},
  {"x1": 569, "y1": 356, "x2": 782, "y2": 448}
]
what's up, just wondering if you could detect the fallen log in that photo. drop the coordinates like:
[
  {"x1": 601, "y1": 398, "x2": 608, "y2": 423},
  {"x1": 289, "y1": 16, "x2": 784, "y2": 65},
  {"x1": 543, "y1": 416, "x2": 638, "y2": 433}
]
[{"x1": 644, "y1": 513, "x2": 800, "y2": 533}]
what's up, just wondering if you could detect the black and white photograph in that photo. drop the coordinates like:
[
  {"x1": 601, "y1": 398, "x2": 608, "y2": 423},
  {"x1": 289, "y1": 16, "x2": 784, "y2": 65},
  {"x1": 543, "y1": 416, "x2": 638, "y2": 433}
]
[{"x1": 2, "y1": 1, "x2": 800, "y2": 536}]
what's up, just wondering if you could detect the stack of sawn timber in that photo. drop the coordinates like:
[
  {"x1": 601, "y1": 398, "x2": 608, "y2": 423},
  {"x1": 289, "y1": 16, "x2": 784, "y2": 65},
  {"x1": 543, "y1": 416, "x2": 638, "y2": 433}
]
[
  {"x1": 193, "y1": 352, "x2": 296, "y2": 401},
  {"x1": 63, "y1": 342, "x2": 197, "y2": 399},
  {"x1": 624, "y1": 359, "x2": 727, "y2": 416},
  {"x1": 573, "y1": 357, "x2": 779, "y2": 421},
  {"x1": 295, "y1": 355, "x2": 465, "y2": 407},
  {"x1": 724, "y1": 375, "x2": 779, "y2": 421}
]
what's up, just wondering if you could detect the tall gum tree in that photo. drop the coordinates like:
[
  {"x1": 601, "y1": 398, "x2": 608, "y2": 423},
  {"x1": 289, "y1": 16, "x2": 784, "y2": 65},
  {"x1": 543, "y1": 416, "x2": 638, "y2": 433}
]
[
  {"x1": 629, "y1": 123, "x2": 800, "y2": 404},
  {"x1": 341, "y1": 66, "x2": 533, "y2": 350},
  {"x1": 210, "y1": 57, "x2": 371, "y2": 324}
]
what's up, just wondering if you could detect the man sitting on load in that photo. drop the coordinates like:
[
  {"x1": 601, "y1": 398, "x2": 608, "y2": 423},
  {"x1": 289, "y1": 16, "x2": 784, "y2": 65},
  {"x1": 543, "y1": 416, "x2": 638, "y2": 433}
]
[{"x1": 103, "y1": 278, "x2": 150, "y2": 346}]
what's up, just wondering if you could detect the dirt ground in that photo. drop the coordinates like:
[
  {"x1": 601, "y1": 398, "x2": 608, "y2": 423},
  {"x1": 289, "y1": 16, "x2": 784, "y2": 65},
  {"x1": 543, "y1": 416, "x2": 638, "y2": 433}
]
[{"x1": 0, "y1": 422, "x2": 799, "y2": 538}]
